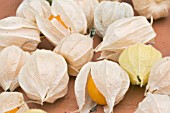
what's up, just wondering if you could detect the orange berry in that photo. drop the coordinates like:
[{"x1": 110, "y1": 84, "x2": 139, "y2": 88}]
[
  {"x1": 5, "y1": 108, "x2": 18, "y2": 113},
  {"x1": 87, "y1": 75, "x2": 107, "y2": 105},
  {"x1": 49, "y1": 15, "x2": 69, "y2": 29}
]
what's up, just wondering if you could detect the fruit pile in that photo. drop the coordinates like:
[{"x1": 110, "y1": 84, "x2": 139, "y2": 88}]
[{"x1": 0, "y1": 0, "x2": 170, "y2": 113}]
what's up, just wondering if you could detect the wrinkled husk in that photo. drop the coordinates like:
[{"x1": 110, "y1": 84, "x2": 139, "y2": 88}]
[
  {"x1": 0, "y1": 92, "x2": 29, "y2": 113},
  {"x1": 119, "y1": 44, "x2": 162, "y2": 87},
  {"x1": 0, "y1": 17, "x2": 41, "y2": 52},
  {"x1": 132, "y1": 0, "x2": 170, "y2": 20},
  {"x1": 74, "y1": 0, "x2": 99, "y2": 29},
  {"x1": 54, "y1": 33, "x2": 93, "y2": 76},
  {"x1": 135, "y1": 93, "x2": 170, "y2": 113},
  {"x1": 23, "y1": 109, "x2": 47, "y2": 113},
  {"x1": 95, "y1": 16, "x2": 156, "y2": 61},
  {"x1": 0, "y1": 46, "x2": 30, "y2": 91},
  {"x1": 145, "y1": 57, "x2": 170, "y2": 96},
  {"x1": 75, "y1": 60, "x2": 130, "y2": 113},
  {"x1": 36, "y1": 0, "x2": 87, "y2": 46},
  {"x1": 94, "y1": 1, "x2": 134, "y2": 37},
  {"x1": 18, "y1": 49, "x2": 69, "y2": 104},
  {"x1": 16, "y1": 0, "x2": 51, "y2": 22}
]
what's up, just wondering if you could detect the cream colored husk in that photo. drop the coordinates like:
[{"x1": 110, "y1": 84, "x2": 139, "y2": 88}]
[
  {"x1": 0, "y1": 46, "x2": 30, "y2": 91},
  {"x1": 18, "y1": 49, "x2": 69, "y2": 104},
  {"x1": 98, "y1": 0, "x2": 122, "y2": 2},
  {"x1": 54, "y1": 33, "x2": 93, "y2": 76},
  {"x1": 145, "y1": 57, "x2": 170, "y2": 96},
  {"x1": 96, "y1": 16, "x2": 156, "y2": 61},
  {"x1": 16, "y1": 0, "x2": 51, "y2": 22},
  {"x1": 23, "y1": 109, "x2": 47, "y2": 113},
  {"x1": 74, "y1": 60, "x2": 130, "y2": 113},
  {"x1": 35, "y1": 0, "x2": 87, "y2": 46},
  {"x1": 0, "y1": 92, "x2": 29, "y2": 113},
  {"x1": 132, "y1": 0, "x2": 170, "y2": 20},
  {"x1": 135, "y1": 93, "x2": 170, "y2": 113},
  {"x1": 74, "y1": 0, "x2": 99, "y2": 29},
  {"x1": 0, "y1": 17, "x2": 41, "y2": 52},
  {"x1": 94, "y1": 1, "x2": 134, "y2": 37}
]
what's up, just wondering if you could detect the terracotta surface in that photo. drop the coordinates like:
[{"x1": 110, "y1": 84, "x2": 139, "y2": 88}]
[{"x1": 0, "y1": 0, "x2": 170, "y2": 113}]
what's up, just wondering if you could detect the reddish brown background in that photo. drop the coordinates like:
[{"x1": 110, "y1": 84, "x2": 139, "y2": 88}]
[{"x1": 0, "y1": 0, "x2": 170, "y2": 113}]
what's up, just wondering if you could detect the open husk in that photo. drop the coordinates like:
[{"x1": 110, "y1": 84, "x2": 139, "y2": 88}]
[
  {"x1": 36, "y1": 0, "x2": 87, "y2": 46},
  {"x1": 0, "y1": 92, "x2": 29, "y2": 113},
  {"x1": 94, "y1": 1, "x2": 134, "y2": 37},
  {"x1": 119, "y1": 44, "x2": 162, "y2": 87},
  {"x1": 135, "y1": 93, "x2": 170, "y2": 113},
  {"x1": 75, "y1": 60, "x2": 130, "y2": 113},
  {"x1": 54, "y1": 33, "x2": 93, "y2": 76},
  {"x1": 18, "y1": 49, "x2": 69, "y2": 104},
  {"x1": 0, "y1": 17, "x2": 41, "y2": 52},
  {"x1": 0, "y1": 45, "x2": 30, "y2": 91},
  {"x1": 23, "y1": 109, "x2": 47, "y2": 113},
  {"x1": 74, "y1": 0, "x2": 99, "y2": 29},
  {"x1": 98, "y1": 0, "x2": 122, "y2": 2},
  {"x1": 132, "y1": 0, "x2": 170, "y2": 20},
  {"x1": 95, "y1": 16, "x2": 156, "y2": 61},
  {"x1": 145, "y1": 57, "x2": 170, "y2": 96},
  {"x1": 16, "y1": 0, "x2": 51, "y2": 22}
]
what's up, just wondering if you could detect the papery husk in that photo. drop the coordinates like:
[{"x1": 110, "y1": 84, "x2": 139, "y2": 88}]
[
  {"x1": 145, "y1": 57, "x2": 170, "y2": 96},
  {"x1": 36, "y1": 0, "x2": 87, "y2": 46},
  {"x1": 94, "y1": 1, "x2": 134, "y2": 37},
  {"x1": 74, "y1": 0, "x2": 99, "y2": 29},
  {"x1": 0, "y1": 17, "x2": 41, "y2": 52},
  {"x1": 132, "y1": 0, "x2": 170, "y2": 20},
  {"x1": 18, "y1": 49, "x2": 69, "y2": 104},
  {"x1": 95, "y1": 16, "x2": 156, "y2": 61},
  {"x1": 0, "y1": 92, "x2": 29, "y2": 113},
  {"x1": 75, "y1": 60, "x2": 130, "y2": 113},
  {"x1": 98, "y1": 0, "x2": 122, "y2": 2},
  {"x1": 23, "y1": 109, "x2": 47, "y2": 113},
  {"x1": 16, "y1": 0, "x2": 51, "y2": 22},
  {"x1": 118, "y1": 44, "x2": 162, "y2": 87},
  {"x1": 54, "y1": 33, "x2": 93, "y2": 76},
  {"x1": 0, "y1": 45, "x2": 30, "y2": 91},
  {"x1": 135, "y1": 93, "x2": 170, "y2": 113}
]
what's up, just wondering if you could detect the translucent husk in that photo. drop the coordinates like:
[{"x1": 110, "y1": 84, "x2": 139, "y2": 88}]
[
  {"x1": 118, "y1": 44, "x2": 162, "y2": 87},
  {"x1": 16, "y1": 0, "x2": 51, "y2": 22},
  {"x1": 54, "y1": 33, "x2": 93, "y2": 76},
  {"x1": 98, "y1": 0, "x2": 122, "y2": 2},
  {"x1": 132, "y1": 0, "x2": 170, "y2": 20},
  {"x1": 23, "y1": 109, "x2": 47, "y2": 113},
  {"x1": 74, "y1": 60, "x2": 130, "y2": 113},
  {"x1": 36, "y1": 0, "x2": 87, "y2": 46},
  {"x1": 0, "y1": 92, "x2": 29, "y2": 113},
  {"x1": 18, "y1": 49, "x2": 69, "y2": 104},
  {"x1": 135, "y1": 93, "x2": 170, "y2": 113},
  {"x1": 74, "y1": 0, "x2": 99, "y2": 29},
  {"x1": 94, "y1": 1, "x2": 134, "y2": 37},
  {"x1": 0, "y1": 46, "x2": 30, "y2": 91},
  {"x1": 0, "y1": 17, "x2": 41, "y2": 52},
  {"x1": 95, "y1": 16, "x2": 156, "y2": 61},
  {"x1": 145, "y1": 57, "x2": 170, "y2": 96}
]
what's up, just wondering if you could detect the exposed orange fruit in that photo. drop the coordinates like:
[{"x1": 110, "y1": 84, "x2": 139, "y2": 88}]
[
  {"x1": 49, "y1": 15, "x2": 68, "y2": 29},
  {"x1": 5, "y1": 108, "x2": 18, "y2": 113},
  {"x1": 87, "y1": 75, "x2": 107, "y2": 105}
]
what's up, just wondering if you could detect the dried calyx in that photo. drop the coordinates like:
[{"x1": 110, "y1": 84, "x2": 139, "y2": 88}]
[
  {"x1": 18, "y1": 49, "x2": 69, "y2": 104},
  {"x1": 0, "y1": 92, "x2": 29, "y2": 113},
  {"x1": 95, "y1": 16, "x2": 156, "y2": 61},
  {"x1": 145, "y1": 57, "x2": 170, "y2": 96},
  {"x1": 0, "y1": 45, "x2": 30, "y2": 92},
  {"x1": 135, "y1": 93, "x2": 170, "y2": 113},
  {"x1": 118, "y1": 44, "x2": 162, "y2": 87},
  {"x1": 94, "y1": 1, "x2": 134, "y2": 37},
  {"x1": 132, "y1": 0, "x2": 170, "y2": 20},
  {"x1": 54, "y1": 33, "x2": 93, "y2": 76},
  {"x1": 75, "y1": 60, "x2": 130, "y2": 113}
]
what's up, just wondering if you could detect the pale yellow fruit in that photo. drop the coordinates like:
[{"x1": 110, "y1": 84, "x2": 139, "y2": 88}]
[{"x1": 23, "y1": 109, "x2": 47, "y2": 113}]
